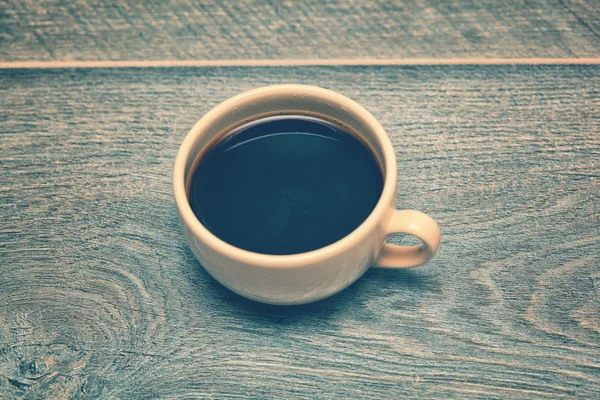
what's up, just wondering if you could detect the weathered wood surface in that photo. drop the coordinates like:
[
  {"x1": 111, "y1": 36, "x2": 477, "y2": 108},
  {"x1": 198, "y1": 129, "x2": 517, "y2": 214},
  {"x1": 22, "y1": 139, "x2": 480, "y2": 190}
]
[
  {"x1": 1, "y1": 66, "x2": 599, "y2": 398},
  {"x1": 1, "y1": 0, "x2": 600, "y2": 62}
]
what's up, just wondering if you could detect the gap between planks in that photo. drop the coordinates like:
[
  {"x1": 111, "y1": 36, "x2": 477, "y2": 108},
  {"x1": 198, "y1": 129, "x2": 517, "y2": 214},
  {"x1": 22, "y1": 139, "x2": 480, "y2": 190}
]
[{"x1": 1, "y1": 58, "x2": 600, "y2": 69}]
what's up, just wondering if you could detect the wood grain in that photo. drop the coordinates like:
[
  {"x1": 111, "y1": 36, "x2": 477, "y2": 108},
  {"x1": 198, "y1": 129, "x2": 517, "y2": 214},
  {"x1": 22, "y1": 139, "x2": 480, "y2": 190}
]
[
  {"x1": 1, "y1": 0, "x2": 600, "y2": 62},
  {"x1": 1, "y1": 66, "x2": 599, "y2": 398}
]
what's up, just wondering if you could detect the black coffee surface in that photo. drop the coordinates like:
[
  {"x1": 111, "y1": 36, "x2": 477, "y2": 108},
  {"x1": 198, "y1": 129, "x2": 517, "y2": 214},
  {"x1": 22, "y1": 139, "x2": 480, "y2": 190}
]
[{"x1": 188, "y1": 115, "x2": 384, "y2": 255}]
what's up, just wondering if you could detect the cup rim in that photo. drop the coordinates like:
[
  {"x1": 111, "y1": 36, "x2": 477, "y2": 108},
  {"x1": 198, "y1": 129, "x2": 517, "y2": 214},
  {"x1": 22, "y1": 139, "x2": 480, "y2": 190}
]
[{"x1": 173, "y1": 84, "x2": 397, "y2": 268}]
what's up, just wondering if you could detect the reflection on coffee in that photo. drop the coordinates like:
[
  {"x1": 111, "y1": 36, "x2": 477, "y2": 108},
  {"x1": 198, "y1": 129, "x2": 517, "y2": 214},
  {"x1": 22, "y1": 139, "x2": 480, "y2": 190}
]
[{"x1": 188, "y1": 115, "x2": 384, "y2": 255}]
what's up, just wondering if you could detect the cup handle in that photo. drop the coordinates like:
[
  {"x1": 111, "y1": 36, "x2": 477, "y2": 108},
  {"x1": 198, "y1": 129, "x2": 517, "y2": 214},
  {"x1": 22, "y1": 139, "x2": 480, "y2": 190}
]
[{"x1": 374, "y1": 210, "x2": 441, "y2": 269}]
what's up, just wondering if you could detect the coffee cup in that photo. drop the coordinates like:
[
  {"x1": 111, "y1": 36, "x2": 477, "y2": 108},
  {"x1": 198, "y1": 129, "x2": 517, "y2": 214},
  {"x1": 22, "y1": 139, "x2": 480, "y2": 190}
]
[{"x1": 173, "y1": 84, "x2": 440, "y2": 305}]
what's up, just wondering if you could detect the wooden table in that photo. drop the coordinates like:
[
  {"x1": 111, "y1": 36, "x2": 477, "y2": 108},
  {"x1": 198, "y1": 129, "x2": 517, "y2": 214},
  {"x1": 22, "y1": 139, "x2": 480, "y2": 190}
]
[{"x1": 1, "y1": 1, "x2": 599, "y2": 398}]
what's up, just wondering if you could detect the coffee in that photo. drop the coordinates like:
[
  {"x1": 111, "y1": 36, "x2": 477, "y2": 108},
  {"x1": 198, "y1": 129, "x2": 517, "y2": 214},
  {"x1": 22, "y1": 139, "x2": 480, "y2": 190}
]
[{"x1": 188, "y1": 115, "x2": 384, "y2": 255}]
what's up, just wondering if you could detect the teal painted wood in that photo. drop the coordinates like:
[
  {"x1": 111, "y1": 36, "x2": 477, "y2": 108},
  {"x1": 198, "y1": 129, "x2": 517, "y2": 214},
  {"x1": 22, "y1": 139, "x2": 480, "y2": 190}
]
[
  {"x1": 1, "y1": 0, "x2": 600, "y2": 62},
  {"x1": 1, "y1": 66, "x2": 599, "y2": 398}
]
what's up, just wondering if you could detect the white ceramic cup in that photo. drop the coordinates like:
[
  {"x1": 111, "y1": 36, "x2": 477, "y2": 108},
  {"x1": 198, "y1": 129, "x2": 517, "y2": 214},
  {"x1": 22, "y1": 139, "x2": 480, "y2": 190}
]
[{"x1": 173, "y1": 84, "x2": 440, "y2": 305}]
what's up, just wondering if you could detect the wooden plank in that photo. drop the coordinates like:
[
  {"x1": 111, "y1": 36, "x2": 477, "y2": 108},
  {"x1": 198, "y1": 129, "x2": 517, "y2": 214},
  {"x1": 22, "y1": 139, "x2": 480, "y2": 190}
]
[
  {"x1": 1, "y1": 65, "x2": 599, "y2": 398},
  {"x1": 1, "y1": 0, "x2": 599, "y2": 62},
  {"x1": 2, "y1": 58, "x2": 600, "y2": 69}
]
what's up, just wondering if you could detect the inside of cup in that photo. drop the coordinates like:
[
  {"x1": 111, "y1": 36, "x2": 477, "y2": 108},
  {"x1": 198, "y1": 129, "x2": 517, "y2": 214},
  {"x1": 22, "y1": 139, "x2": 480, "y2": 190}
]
[{"x1": 183, "y1": 87, "x2": 388, "y2": 192}]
